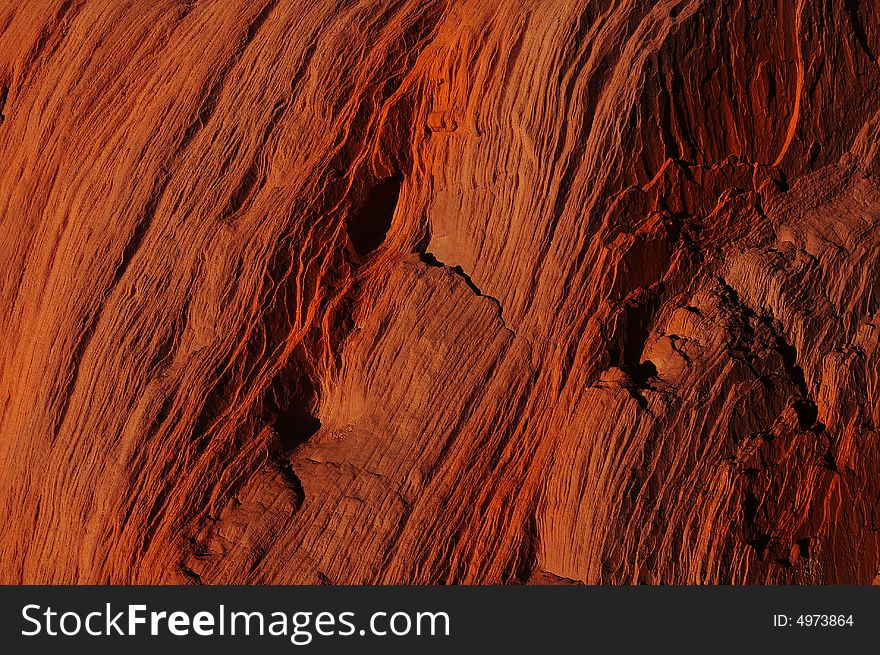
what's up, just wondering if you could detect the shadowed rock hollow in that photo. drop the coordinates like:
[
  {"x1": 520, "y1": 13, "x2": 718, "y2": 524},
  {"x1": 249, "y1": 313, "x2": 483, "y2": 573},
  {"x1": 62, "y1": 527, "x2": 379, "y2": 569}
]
[{"x1": 1, "y1": 0, "x2": 879, "y2": 584}]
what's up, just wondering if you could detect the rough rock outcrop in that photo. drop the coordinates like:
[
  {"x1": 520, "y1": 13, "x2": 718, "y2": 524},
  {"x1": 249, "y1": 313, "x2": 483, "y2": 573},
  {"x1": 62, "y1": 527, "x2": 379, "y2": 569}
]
[{"x1": 0, "y1": 0, "x2": 878, "y2": 584}]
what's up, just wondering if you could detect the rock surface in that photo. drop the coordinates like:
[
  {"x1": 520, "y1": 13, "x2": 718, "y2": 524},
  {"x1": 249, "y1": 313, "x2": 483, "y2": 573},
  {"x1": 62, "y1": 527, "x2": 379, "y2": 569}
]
[{"x1": 0, "y1": 0, "x2": 879, "y2": 584}]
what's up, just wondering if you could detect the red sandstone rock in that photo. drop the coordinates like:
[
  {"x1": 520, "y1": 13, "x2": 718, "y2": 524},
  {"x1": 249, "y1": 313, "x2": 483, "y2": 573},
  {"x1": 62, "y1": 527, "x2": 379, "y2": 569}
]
[{"x1": 0, "y1": 0, "x2": 878, "y2": 584}]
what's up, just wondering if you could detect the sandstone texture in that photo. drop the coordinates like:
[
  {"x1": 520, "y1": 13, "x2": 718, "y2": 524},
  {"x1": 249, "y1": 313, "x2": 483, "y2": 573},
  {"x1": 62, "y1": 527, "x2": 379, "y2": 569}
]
[{"x1": 1, "y1": 0, "x2": 879, "y2": 584}]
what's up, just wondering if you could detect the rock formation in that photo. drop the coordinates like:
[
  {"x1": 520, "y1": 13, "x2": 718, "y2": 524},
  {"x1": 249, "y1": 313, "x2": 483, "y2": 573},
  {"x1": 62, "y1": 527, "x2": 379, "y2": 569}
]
[{"x1": 0, "y1": 0, "x2": 878, "y2": 584}]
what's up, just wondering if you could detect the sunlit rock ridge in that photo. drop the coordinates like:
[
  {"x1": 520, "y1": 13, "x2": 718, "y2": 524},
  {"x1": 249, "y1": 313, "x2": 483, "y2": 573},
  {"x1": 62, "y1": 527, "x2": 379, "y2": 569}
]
[{"x1": 0, "y1": 0, "x2": 879, "y2": 584}]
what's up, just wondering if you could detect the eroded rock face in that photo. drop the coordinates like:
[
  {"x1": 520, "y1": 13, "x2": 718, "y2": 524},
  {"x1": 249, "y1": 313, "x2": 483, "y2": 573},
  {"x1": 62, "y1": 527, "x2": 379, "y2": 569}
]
[{"x1": 0, "y1": 0, "x2": 878, "y2": 584}]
